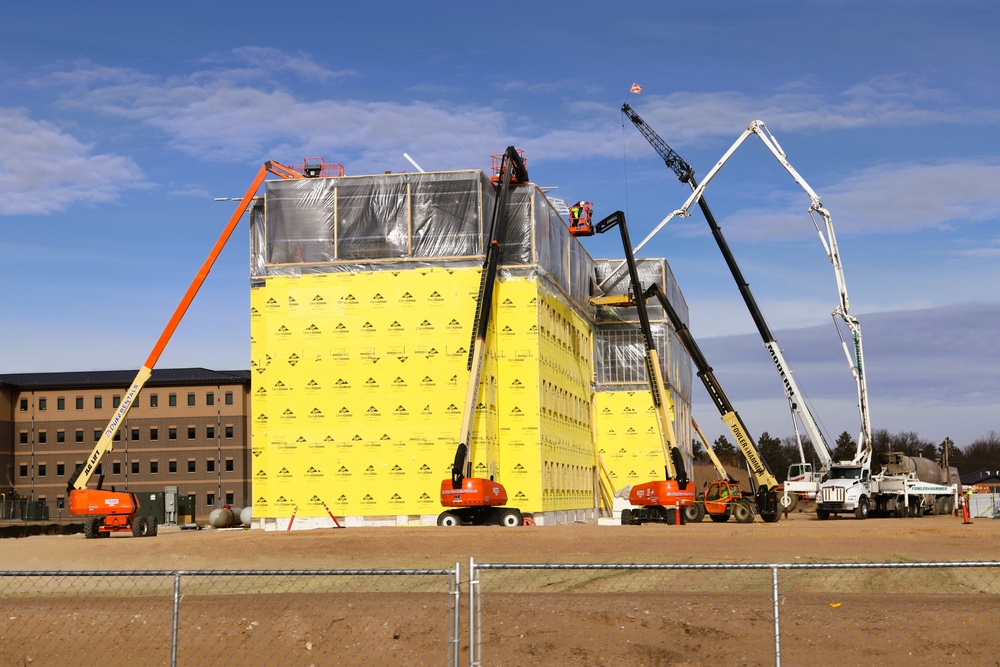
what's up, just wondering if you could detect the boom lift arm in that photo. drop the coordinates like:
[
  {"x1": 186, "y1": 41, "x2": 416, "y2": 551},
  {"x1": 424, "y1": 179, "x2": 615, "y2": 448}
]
[
  {"x1": 595, "y1": 211, "x2": 689, "y2": 486},
  {"x1": 621, "y1": 103, "x2": 837, "y2": 474},
  {"x1": 67, "y1": 161, "x2": 304, "y2": 528}
]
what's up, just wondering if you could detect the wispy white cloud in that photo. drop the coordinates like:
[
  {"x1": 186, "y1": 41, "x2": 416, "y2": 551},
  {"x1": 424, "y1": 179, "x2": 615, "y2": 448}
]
[{"x1": 0, "y1": 108, "x2": 145, "y2": 215}]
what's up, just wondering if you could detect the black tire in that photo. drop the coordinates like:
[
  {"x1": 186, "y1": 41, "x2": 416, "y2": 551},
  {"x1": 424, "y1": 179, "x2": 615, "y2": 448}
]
[
  {"x1": 436, "y1": 511, "x2": 460, "y2": 527},
  {"x1": 620, "y1": 508, "x2": 633, "y2": 525},
  {"x1": 146, "y1": 516, "x2": 158, "y2": 537},
  {"x1": 854, "y1": 497, "x2": 870, "y2": 520},
  {"x1": 709, "y1": 512, "x2": 730, "y2": 523},
  {"x1": 733, "y1": 501, "x2": 754, "y2": 524},
  {"x1": 816, "y1": 508, "x2": 830, "y2": 521},
  {"x1": 683, "y1": 503, "x2": 705, "y2": 523},
  {"x1": 132, "y1": 516, "x2": 149, "y2": 537},
  {"x1": 909, "y1": 501, "x2": 922, "y2": 517},
  {"x1": 780, "y1": 493, "x2": 799, "y2": 513},
  {"x1": 83, "y1": 516, "x2": 100, "y2": 539},
  {"x1": 498, "y1": 508, "x2": 522, "y2": 527}
]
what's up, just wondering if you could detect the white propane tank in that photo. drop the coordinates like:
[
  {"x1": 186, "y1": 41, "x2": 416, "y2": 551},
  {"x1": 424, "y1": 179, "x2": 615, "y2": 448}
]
[
  {"x1": 239, "y1": 506, "x2": 252, "y2": 526},
  {"x1": 208, "y1": 507, "x2": 234, "y2": 528}
]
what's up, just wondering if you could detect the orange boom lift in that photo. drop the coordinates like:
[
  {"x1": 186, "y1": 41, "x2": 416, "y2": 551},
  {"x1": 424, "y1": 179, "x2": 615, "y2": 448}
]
[
  {"x1": 438, "y1": 147, "x2": 529, "y2": 527},
  {"x1": 67, "y1": 159, "x2": 315, "y2": 537}
]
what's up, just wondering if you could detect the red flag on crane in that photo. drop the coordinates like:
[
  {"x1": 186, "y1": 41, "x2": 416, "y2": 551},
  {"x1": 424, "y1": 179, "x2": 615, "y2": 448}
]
[{"x1": 630, "y1": 83, "x2": 643, "y2": 94}]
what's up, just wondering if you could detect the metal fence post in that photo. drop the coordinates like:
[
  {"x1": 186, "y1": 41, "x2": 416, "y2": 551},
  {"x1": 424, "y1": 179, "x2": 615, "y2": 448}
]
[
  {"x1": 469, "y1": 557, "x2": 480, "y2": 667},
  {"x1": 451, "y1": 561, "x2": 461, "y2": 667},
  {"x1": 771, "y1": 565, "x2": 781, "y2": 667},
  {"x1": 171, "y1": 571, "x2": 182, "y2": 667}
]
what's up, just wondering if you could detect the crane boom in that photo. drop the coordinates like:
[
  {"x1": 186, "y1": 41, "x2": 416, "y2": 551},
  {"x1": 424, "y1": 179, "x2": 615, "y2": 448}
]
[{"x1": 622, "y1": 103, "x2": 835, "y2": 473}]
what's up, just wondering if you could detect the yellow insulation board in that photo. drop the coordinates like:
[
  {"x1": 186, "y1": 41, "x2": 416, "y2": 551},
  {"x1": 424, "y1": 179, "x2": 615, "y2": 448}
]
[
  {"x1": 250, "y1": 269, "x2": 596, "y2": 519},
  {"x1": 593, "y1": 390, "x2": 672, "y2": 492}
]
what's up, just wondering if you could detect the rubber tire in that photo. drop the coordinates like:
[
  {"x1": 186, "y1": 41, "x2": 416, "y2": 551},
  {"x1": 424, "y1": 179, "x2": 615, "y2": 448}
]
[
  {"x1": 620, "y1": 508, "x2": 633, "y2": 525},
  {"x1": 498, "y1": 508, "x2": 522, "y2": 527},
  {"x1": 683, "y1": 503, "x2": 706, "y2": 523},
  {"x1": 436, "y1": 511, "x2": 460, "y2": 527},
  {"x1": 146, "y1": 516, "x2": 158, "y2": 537},
  {"x1": 709, "y1": 512, "x2": 730, "y2": 523},
  {"x1": 909, "y1": 501, "x2": 922, "y2": 517},
  {"x1": 83, "y1": 516, "x2": 100, "y2": 539},
  {"x1": 132, "y1": 516, "x2": 149, "y2": 537},
  {"x1": 816, "y1": 508, "x2": 831, "y2": 521},
  {"x1": 854, "y1": 497, "x2": 870, "y2": 520},
  {"x1": 780, "y1": 493, "x2": 799, "y2": 513},
  {"x1": 895, "y1": 499, "x2": 908, "y2": 518},
  {"x1": 733, "y1": 501, "x2": 754, "y2": 524}
]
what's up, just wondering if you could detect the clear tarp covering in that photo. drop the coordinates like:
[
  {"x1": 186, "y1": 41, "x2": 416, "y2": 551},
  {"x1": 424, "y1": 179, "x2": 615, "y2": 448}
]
[{"x1": 255, "y1": 170, "x2": 595, "y2": 311}]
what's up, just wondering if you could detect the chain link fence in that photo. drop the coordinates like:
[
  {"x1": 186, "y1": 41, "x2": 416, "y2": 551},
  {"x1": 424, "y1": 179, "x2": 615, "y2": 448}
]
[
  {"x1": 469, "y1": 560, "x2": 1000, "y2": 667},
  {"x1": 0, "y1": 567, "x2": 460, "y2": 666}
]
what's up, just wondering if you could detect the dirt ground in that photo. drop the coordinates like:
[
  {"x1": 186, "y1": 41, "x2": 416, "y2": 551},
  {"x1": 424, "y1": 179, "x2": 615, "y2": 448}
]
[{"x1": 1, "y1": 511, "x2": 998, "y2": 666}]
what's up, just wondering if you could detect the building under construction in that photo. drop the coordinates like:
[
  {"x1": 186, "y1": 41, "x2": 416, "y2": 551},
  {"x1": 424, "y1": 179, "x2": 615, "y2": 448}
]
[{"x1": 248, "y1": 162, "x2": 693, "y2": 527}]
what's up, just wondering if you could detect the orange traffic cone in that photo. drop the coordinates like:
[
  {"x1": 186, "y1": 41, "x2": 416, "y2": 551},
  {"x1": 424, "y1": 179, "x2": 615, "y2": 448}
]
[{"x1": 961, "y1": 496, "x2": 973, "y2": 525}]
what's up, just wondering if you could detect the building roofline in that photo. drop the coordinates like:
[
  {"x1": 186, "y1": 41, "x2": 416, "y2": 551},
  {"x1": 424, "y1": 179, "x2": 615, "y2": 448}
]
[{"x1": 0, "y1": 368, "x2": 250, "y2": 390}]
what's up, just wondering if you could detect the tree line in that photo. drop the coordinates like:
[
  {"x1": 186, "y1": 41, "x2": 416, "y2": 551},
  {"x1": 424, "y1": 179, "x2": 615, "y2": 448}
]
[{"x1": 695, "y1": 430, "x2": 1000, "y2": 481}]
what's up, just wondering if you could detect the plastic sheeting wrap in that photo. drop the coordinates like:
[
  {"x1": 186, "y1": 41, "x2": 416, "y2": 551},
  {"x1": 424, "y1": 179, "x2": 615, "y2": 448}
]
[{"x1": 254, "y1": 169, "x2": 596, "y2": 312}]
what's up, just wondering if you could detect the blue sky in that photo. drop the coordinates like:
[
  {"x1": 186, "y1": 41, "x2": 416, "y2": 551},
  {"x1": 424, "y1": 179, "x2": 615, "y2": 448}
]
[{"x1": 2, "y1": 2, "x2": 998, "y2": 449}]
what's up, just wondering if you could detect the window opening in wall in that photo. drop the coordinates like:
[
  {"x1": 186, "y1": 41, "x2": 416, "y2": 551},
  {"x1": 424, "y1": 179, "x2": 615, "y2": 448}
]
[
  {"x1": 150, "y1": 428, "x2": 158, "y2": 441},
  {"x1": 38, "y1": 398, "x2": 47, "y2": 411},
  {"x1": 169, "y1": 393, "x2": 177, "y2": 407},
  {"x1": 75, "y1": 397, "x2": 83, "y2": 410},
  {"x1": 131, "y1": 428, "x2": 140, "y2": 441},
  {"x1": 206, "y1": 426, "x2": 215, "y2": 439},
  {"x1": 225, "y1": 391, "x2": 233, "y2": 405},
  {"x1": 94, "y1": 430, "x2": 101, "y2": 442},
  {"x1": 225, "y1": 458, "x2": 234, "y2": 472},
  {"x1": 57, "y1": 397, "x2": 65, "y2": 410},
  {"x1": 57, "y1": 463, "x2": 65, "y2": 476},
  {"x1": 57, "y1": 430, "x2": 65, "y2": 444},
  {"x1": 225, "y1": 492, "x2": 234, "y2": 505},
  {"x1": 75, "y1": 430, "x2": 83, "y2": 443},
  {"x1": 94, "y1": 396, "x2": 102, "y2": 410},
  {"x1": 19, "y1": 432, "x2": 28, "y2": 445},
  {"x1": 38, "y1": 464, "x2": 46, "y2": 477},
  {"x1": 187, "y1": 427, "x2": 196, "y2": 440},
  {"x1": 56, "y1": 497, "x2": 65, "y2": 510},
  {"x1": 113, "y1": 395, "x2": 121, "y2": 408},
  {"x1": 38, "y1": 431, "x2": 47, "y2": 444},
  {"x1": 187, "y1": 393, "x2": 195, "y2": 407},
  {"x1": 19, "y1": 464, "x2": 27, "y2": 477},
  {"x1": 112, "y1": 462, "x2": 121, "y2": 475},
  {"x1": 169, "y1": 427, "x2": 177, "y2": 440},
  {"x1": 150, "y1": 461, "x2": 159, "y2": 474},
  {"x1": 169, "y1": 460, "x2": 177, "y2": 474},
  {"x1": 150, "y1": 394, "x2": 158, "y2": 408},
  {"x1": 206, "y1": 493, "x2": 215, "y2": 507},
  {"x1": 113, "y1": 431, "x2": 120, "y2": 442},
  {"x1": 225, "y1": 425, "x2": 234, "y2": 439},
  {"x1": 19, "y1": 398, "x2": 28, "y2": 411},
  {"x1": 206, "y1": 392, "x2": 214, "y2": 406},
  {"x1": 131, "y1": 461, "x2": 140, "y2": 474},
  {"x1": 206, "y1": 459, "x2": 215, "y2": 473},
  {"x1": 188, "y1": 459, "x2": 196, "y2": 473}
]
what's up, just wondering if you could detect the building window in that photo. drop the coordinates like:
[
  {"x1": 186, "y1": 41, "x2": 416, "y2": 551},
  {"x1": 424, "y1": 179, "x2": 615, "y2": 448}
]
[
  {"x1": 94, "y1": 430, "x2": 101, "y2": 442},
  {"x1": 187, "y1": 427, "x2": 196, "y2": 440},
  {"x1": 187, "y1": 459, "x2": 196, "y2": 473},
  {"x1": 169, "y1": 427, "x2": 177, "y2": 441},
  {"x1": 76, "y1": 396, "x2": 84, "y2": 410},
  {"x1": 19, "y1": 432, "x2": 28, "y2": 445},
  {"x1": 75, "y1": 430, "x2": 83, "y2": 443},
  {"x1": 131, "y1": 461, "x2": 140, "y2": 474},
  {"x1": 38, "y1": 431, "x2": 47, "y2": 444},
  {"x1": 19, "y1": 398, "x2": 28, "y2": 411},
  {"x1": 225, "y1": 391, "x2": 233, "y2": 405},
  {"x1": 38, "y1": 398, "x2": 47, "y2": 411},
  {"x1": 225, "y1": 492, "x2": 234, "y2": 505},
  {"x1": 38, "y1": 464, "x2": 46, "y2": 477},
  {"x1": 206, "y1": 459, "x2": 215, "y2": 473},
  {"x1": 113, "y1": 395, "x2": 121, "y2": 408},
  {"x1": 206, "y1": 426, "x2": 215, "y2": 439},
  {"x1": 57, "y1": 430, "x2": 65, "y2": 444},
  {"x1": 206, "y1": 493, "x2": 215, "y2": 507},
  {"x1": 57, "y1": 397, "x2": 65, "y2": 410},
  {"x1": 150, "y1": 461, "x2": 159, "y2": 474},
  {"x1": 169, "y1": 393, "x2": 177, "y2": 407},
  {"x1": 169, "y1": 460, "x2": 177, "y2": 474},
  {"x1": 19, "y1": 464, "x2": 27, "y2": 477},
  {"x1": 113, "y1": 431, "x2": 120, "y2": 442},
  {"x1": 131, "y1": 428, "x2": 140, "y2": 441},
  {"x1": 150, "y1": 394, "x2": 158, "y2": 408},
  {"x1": 94, "y1": 396, "x2": 102, "y2": 410},
  {"x1": 225, "y1": 458, "x2": 234, "y2": 472},
  {"x1": 150, "y1": 428, "x2": 158, "y2": 441},
  {"x1": 225, "y1": 426, "x2": 234, "y2": 439},
  {"x1": 187, "y1": 393, "x2": 196, "y2": 407},
  {"x1": 56, "y1": 497, "x2": 65, "y2": 510},
  {"x1": 57, "y1": 463, "x2": 65, "y2": 476},
  {"x1": 206, "y1": 392, "x2": 215, "y2": 406},
  {"x1": 112, "y1": 462, "x2": 121, "y2": 475}
]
